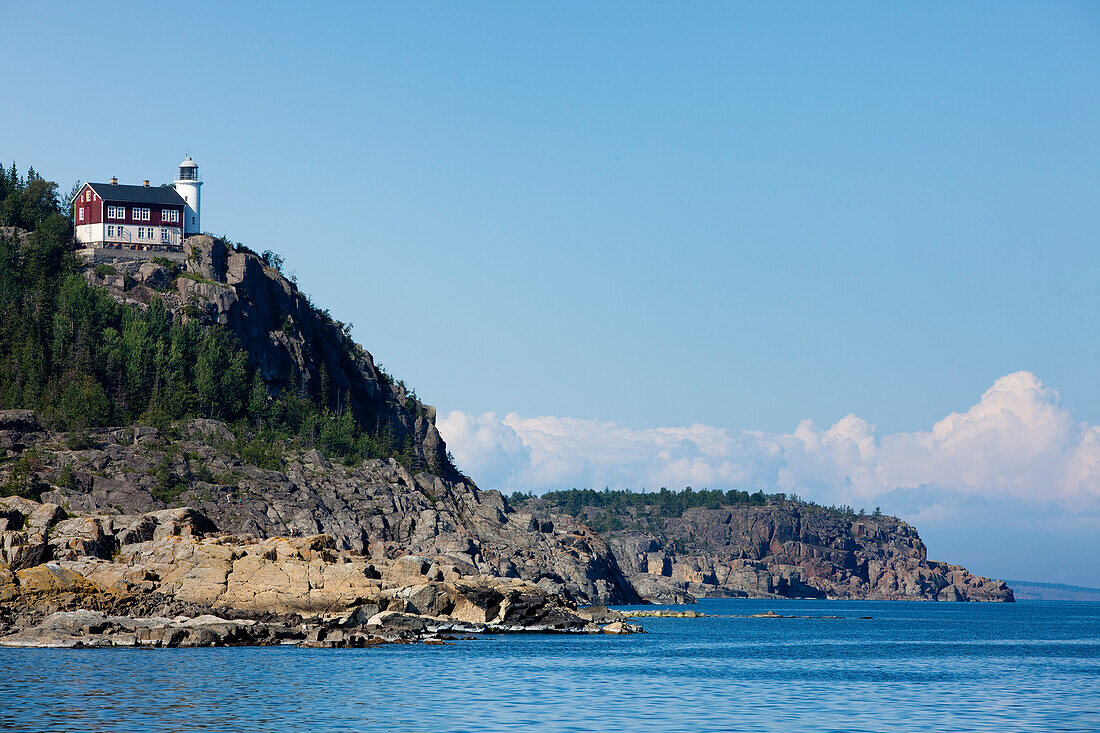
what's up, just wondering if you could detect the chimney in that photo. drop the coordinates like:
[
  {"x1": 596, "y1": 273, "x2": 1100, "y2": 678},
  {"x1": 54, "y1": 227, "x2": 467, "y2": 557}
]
[
  {"x1": 110, "y1": 177, "x2": 118, "y2": 185},
  {"x1": 143, "y1": 180, "x2": 150, "y2": 187}
]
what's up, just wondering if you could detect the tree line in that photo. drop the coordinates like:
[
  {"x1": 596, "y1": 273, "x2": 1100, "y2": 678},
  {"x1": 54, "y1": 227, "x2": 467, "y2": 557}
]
[
  {"x1": 509, "y1": 486, "x2": 882, "y2": 520},
  {"x1": 510, "y1": 487, "x2": 772, "y2": 518}
]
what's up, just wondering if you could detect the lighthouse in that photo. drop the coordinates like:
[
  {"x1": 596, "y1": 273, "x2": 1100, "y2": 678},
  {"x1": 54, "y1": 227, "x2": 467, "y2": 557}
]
[{"x1": 173, "y1": 156, "x2": 203, "y2": 235}]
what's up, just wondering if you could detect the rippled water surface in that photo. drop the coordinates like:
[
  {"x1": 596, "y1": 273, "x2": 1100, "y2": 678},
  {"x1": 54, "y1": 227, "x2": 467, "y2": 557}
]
[{"x1": 2, "y1": 599, "x2": 1099, "y2": 732}]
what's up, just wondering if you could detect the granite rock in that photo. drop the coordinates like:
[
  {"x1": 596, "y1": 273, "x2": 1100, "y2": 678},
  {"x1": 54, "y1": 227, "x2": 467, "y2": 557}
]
[{"x1": 0, "y1": 498, "x2": 609, "y2": 647}]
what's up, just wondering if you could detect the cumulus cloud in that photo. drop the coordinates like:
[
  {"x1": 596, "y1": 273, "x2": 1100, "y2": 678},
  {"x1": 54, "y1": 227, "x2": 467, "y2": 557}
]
[{"x1": 438, "y1": 371, "x2": 1100, "y2": 512}]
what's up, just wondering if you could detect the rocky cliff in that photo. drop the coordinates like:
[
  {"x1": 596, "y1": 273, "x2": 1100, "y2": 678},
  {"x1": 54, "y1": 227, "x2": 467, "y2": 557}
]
[
  {"x1": 0, "y1": 495, "x2": 640, "y2": 647},
  {"x1": 0, "y1": 411, "x2": 639, "y2": 606},
  {"x1": 519, "y1": 497, "x2": 1014, "y2": 603},
  {"x1": 91, "y1": 235, "x2": 451, "y2": 476}
]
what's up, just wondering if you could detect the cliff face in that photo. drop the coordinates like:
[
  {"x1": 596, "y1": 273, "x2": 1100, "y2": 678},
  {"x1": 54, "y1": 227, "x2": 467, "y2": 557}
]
[
  {"x1": 529, "y1": 500, "x2": 1014, "y2": 603},
  {"x1": 0, "y1": 495, "x2": 640, "y2": 647},
  {"x1": 0, "y1": 413, "x2": 639, "y2": 606},
  {"x1": 98, "y1": 236, "x2": 450, "y2": 477}
]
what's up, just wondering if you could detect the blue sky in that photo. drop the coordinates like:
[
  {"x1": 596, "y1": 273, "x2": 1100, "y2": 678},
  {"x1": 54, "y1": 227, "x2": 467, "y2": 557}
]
[{"x1": 3, "y1": 2, "x2": 1098, "y2": 584}]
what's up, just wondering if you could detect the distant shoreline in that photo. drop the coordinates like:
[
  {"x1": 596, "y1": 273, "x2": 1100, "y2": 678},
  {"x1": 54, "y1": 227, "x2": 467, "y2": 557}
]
[{"x1": 1005, "y1": 580, "x2": 1100, "y2": 602}]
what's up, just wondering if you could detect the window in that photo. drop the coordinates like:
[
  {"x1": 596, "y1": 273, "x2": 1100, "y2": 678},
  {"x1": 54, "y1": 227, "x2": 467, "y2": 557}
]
[
  {"x1": 107, "y1": 205, "x2": 125, "y2": 219},
  {"x1": 161, "y1": 209, "x2": 179, "y2": 223},
  {"x1": 133, "y1": 207, "x2": 150, "y2": 221},
  {"x1": 161, "y1": 229, "x2": 170, "y2": 243},
  {"x1": 78, "y1": 209, "x2": 85, "y2": 222},
  {"x1": 107, "y1": 225, "x2": 114, "y2": 236}
]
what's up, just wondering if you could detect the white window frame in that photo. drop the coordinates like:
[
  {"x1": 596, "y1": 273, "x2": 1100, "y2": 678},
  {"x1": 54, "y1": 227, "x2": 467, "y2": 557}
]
[
  {"x1": 133, "y1": 207, "x2": 150, "y2": 221},
  {"x1": 107, "y1": 225, "x2": 114, "y2": 236},
  {"x1": 161, "y1": 229, "x2": 170, "y2": 243},
  {"x1": 79, "y1": 208, "x2": 85, "y2": 222}
]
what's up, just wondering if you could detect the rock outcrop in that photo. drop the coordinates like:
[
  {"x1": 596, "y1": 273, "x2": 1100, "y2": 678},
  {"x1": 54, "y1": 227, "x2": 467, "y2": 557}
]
[
  {"x1": 526, "y1": 499, "x2": 1014, "y2": 603},
  {"x1": 0, "y1": 414, "x2": 639, "y2": 606},
  {"x1": 0, "y1": 497, "x2": 640, "y2": 647}
]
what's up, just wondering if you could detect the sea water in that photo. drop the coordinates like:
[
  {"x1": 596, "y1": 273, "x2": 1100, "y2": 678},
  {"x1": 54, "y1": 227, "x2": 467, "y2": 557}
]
[{"x1": 2, "y1": 599, "x2": 1098, "y2": 732}]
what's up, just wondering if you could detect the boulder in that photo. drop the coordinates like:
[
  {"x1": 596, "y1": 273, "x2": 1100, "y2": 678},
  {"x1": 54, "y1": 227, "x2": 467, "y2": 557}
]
[
  {"x1": 183, "y1": 235, "x2": 228, "y2": 282},
  {"x1": 383, "y1": 556, "x2": 433, "y2": 588},
  {"x1": 450, "y1": 583, "x2": 504, "y2": 624},
  {"x1": 48, "y1": 517, "x2": 111, "y2": 560},
  {"x1": 365, "y1": 611, "x2": 428, "y2": 634},
  {"x1": 0, "y1": 410, "x2": 40, "y2": 432},
  {"x1": 1, "y1": 530, "x2": 49, "y2": 570},
  {"x1": 137, "y1": 262, "x2": 170, "y2": 290},
  {"x1": 601, "y1": 621, "x2": 644, "y2": 635},
  {"x1": 185, "y1": 419, "x2": 234, "y2": 444}
]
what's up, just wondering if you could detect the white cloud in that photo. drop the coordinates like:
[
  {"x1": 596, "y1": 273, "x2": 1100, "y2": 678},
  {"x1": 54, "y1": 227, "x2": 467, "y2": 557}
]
[{"x1": 438, "y1": 371, "x2": 1100, "y2": 512}]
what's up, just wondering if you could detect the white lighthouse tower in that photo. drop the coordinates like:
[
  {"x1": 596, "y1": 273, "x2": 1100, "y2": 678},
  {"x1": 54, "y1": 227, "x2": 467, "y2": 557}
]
[{"x1": 173, "y1": 156, "x2": 203, "y2": 235}]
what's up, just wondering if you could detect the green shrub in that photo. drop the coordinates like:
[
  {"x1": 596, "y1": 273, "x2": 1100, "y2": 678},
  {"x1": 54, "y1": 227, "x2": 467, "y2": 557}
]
[
  {"x1": 1, "y1": 454, "x2": 47, "y2": 500},
  {"x1": 149, "y1": 456, "x2": 186, "y2": 504},
  {"x1": 236, "y1": 438, "x2": 285, "y2": 472},
  {"x1": 64, "y1": 430, "x2": 97, "y2": 450}
]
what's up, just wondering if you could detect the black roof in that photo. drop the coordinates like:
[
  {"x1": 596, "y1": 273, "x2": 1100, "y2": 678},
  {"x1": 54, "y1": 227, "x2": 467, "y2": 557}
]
[{"x1": 85, "y1": 182, "x2": 186, "y2": 206}]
